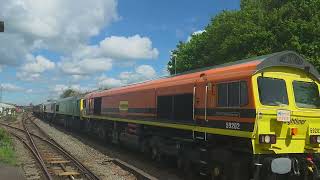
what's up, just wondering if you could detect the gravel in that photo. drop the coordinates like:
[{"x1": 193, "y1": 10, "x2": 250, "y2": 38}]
[
  {"x1": 34, "y1": 118, "x2": 136, "y2": 180},
  {"x1": 13, "y1": 138, "x2": 42, "y2": 180},
  {"x1": 7, "y1": 115, "x2": 43, "y2": 180}
]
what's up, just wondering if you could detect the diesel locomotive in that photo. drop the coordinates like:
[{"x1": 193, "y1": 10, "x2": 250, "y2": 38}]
[{"x1": 33, "y1": 51, "x2": 320, "y2": 180}]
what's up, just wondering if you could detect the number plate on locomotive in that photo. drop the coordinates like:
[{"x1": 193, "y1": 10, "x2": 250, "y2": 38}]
[
  {"x1": 309, "y1": 127, "x2": 320, "y2": 135},
  {"x1": 277, "y1": 109, "x2": 291, "y2": 122}
]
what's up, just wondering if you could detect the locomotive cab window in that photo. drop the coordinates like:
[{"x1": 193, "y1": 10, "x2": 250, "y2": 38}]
[
  {"x1": 257, "y1": 77, "x2": 288, "y2": 106},
  {"x1": 293, "y1": 81, "x2": 320, "y2": 109},
  {"x1": 157, "y1": 93, "x2": 193, "y2": 122},
  {"x1": 217, "y1": 81, "x2": 248, "y2": 107},
  {"x1": 83, "y1": 100, "x2": 86, "y2": 108}
]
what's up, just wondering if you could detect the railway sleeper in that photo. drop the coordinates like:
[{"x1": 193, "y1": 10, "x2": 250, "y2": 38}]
[
  {"x1": 58, "y1": 171, "x2": 80, "y2": 176},
  {"x1": 49, "y1": 160, "x2": 71, "y2": 164}
]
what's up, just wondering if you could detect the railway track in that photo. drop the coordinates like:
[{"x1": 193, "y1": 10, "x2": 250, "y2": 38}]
[
  {"x1": 1, "y1": 114, "x2": 159, "y2": 180},
  {"x1": 0, "y1": 114, "x2": 100, "y2": 180}
]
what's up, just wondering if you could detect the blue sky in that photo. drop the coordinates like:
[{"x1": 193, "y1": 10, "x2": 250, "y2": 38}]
[{"x1": 0, "y1": 0, "x2": 240, "y2": 105}]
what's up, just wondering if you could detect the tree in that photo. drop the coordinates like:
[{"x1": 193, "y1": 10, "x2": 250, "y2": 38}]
[
  {"x1": 60, "y1": 89, "x2": 80, "y2": 98},
  {"x1": 168, "y1": 0, "x2": 320, "y2": 74}
]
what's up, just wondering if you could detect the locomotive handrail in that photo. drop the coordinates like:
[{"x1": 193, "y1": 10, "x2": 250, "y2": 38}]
[
  {"x1": 193, "y1": 86, "x2": 196, "y2": 121},
  {"x1": 205, "y1": 85, "x2": 208, "y2": 122}
]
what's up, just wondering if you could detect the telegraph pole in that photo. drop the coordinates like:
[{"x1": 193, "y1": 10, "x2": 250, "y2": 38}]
[
  {"x1": 0, "y1": 85, "x2": 2, "y2": 103},
  {"x1": 0, "y1": 21, "x2": 4, "y2": 103},
  {"x1": 170, "y1": 51, "x2": 178, "y2": 75}
]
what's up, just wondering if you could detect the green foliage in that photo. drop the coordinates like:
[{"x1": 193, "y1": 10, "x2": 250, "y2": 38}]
[
  {"x1": 0, "y1": 128, "x2": 16, "y2": 165},
  {"x1": 60, "y1": 89, "x2": 81, "y2": 99},
  {"x1": 168, "y1": 0, "x2": 320, "y2": 74}
]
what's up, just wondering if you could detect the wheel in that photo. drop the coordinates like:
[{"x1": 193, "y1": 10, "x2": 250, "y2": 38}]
[
  {"x1": 111, "y1": 130, "x2": 120, "y2": 144},
  {"x1": 176, "y1": 155, "x2": 185, "y2": 170},
  {"x1": 151, "y1": 146, "x2": 161, "y2": 161},
  {"x1": 98, "y1": 126, "x2": 106, "y2": 141},
  {"x1": 209, "y1": 162, "x2": 229, "y2": 180},
  {"x1": 140, "y1": 140, "x2": 151, "y2": 155},
  {"x1": 69, "y1": 117, "x2": 74, "y2": 131},
  {"x1": 230, "y1": 160, "x2": 249, "y2": 180},
  {"x1": 209, "y1": 150, "x2": 233, "y2": 180},
  {"x1": 183, "y1": 159, "x2": 197, "y2": 180},
  {"x1": 64, "y1": 118, "x2": 68, "y2": 129},
  {"x1": 210, "y1": 165, "x2": 222, "y2": 180}
]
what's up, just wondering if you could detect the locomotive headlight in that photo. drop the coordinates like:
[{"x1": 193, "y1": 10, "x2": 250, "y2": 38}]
[
  {"x1": 310, "y1": 135, "x2": 320, "y2": 144},
  {"x1": 264, "y1": 135, "x2": 271, "y2": 143},
  {"x1": 259, "y1": 134, "x2": 276, "y2": 144}
]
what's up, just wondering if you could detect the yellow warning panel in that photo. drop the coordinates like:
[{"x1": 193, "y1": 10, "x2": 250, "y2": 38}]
[{"x1": 119, "y1": 101, "x2": 129, "y2": 112}]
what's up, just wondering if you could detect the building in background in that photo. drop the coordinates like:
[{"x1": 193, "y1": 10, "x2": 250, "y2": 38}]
[{"x1": 0, "y1": 102, "x2": 17, "y2": 117}]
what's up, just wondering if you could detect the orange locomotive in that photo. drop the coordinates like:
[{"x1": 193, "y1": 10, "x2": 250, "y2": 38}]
[
  {"x1": 80, "y1": 51, "x2": 320, "y2": 179},
  {"x1": 85, "y1": 57, "x2": 256, "y2": 133}
]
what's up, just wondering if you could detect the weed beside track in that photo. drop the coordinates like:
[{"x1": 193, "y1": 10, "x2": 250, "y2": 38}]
[{"x1": 0, "y1": 128, "x2": 16, "y2": 165}]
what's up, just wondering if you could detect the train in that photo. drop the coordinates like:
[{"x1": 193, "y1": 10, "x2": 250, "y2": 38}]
[{"x1": 32, "y1": 51, "x2": 320, "y2": 180}]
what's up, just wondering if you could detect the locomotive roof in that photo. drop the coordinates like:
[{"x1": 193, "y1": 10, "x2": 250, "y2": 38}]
[
  {"x1": 86, "y1": 51, "x2": 319, "y2": 98},
  {"x1": 170, "y1": 51, "x2": 319, "y2": 78},
  {"x1": 55, "y1": 96, "x2": 83, "y2": 103}
]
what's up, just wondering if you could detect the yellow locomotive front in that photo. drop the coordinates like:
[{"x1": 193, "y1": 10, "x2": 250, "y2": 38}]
[{"x1": 251, "y1": 65, "x2": 320, "y2": 179}]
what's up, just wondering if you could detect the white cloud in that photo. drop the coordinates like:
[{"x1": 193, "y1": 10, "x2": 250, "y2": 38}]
[
  {"x1": 1, "y1": 83, "x2": 24, "y2": 92},
  {"x1": 17, "y1": 54, "x2": 55, "y2": 81},
  {"x1": 59, "y1": 57, "x2": 112, "y2": 75},
  {"x1": 120, "y1": 65, "x2": 157, "y2": 84},
  {"x1": 70, "y1": 35, "x2": 159, "y2": 61},
  {"x1": 97, "y1": 65, "x2": 157, "y2": 89},
  {"x1": 51, "y1": 84, "x2": 94, "y2": 95},
  {"x1": 0, "y1": 0, "x2": 162, "y2": 105},
  {"x1": 0, "y1": 0, "x2": 118, "y2": 66},
  {"x1": 71, "y1": 75, "x2": 89, "y2": 82},
  {"x1": 0, "y1": 0, "x2": 159, "y2": 85},
  {"x1": 193, "y1": 30, "x2": 206, "y2": 35},
  {"x1": 59, "y1": 34, "x2": 158, "y2": 77},
  {"x1": 22, "y1": 54, "x2": 55, "y2": 73},
  {"x1": 0, "y1": 33, "x2": 30, "y2": 66},
  {"x1": 99, "y1": 35, "x2": 159, "y2": 59},
  {"x1": 97, "y1": 75, "x2": 123, "y2": 89},
  {"x1": 187, "y1": 30, "x2": 206, "y2": 42},
  {"x1": 71, "y1": 45, "x2": 100, "y2": 60},
  {"x1": 52, "y1": 84, "x2": 68, "y2": 94},
  {"x1": 16, "y1": 72, "x2": 41, "y2": 81},
  {"x1": 136, "y1": 65, "x2": 157, "y2": 77}
]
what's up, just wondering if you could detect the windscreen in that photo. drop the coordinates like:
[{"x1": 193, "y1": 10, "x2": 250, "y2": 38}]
[
  {"x1": 258, "y1": 77, "x2": 288, "y2": 106},
  {"x1": 293, "y1": 81, "x2": 320, "y2": 109}
]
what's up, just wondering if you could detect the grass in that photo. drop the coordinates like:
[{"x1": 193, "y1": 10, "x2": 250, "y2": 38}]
[{"x1": 0, "y1": 128, "x2": 16, "y2": 165}]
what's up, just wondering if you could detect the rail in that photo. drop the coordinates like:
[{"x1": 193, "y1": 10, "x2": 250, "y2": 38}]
[
  {"x1": 0, "y1": 116, "x2": 100, "y2": 180},
  {"x1": 1, "y1": 114, "x2": 159, "y2": 180}
]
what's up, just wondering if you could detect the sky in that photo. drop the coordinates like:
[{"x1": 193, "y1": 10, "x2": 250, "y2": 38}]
[{"x1": 0, "y1": 0, "x2": 240, "y2": 105}]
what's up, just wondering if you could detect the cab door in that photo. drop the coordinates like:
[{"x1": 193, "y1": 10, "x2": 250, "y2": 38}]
[{"x1": 194, "y1": 77, "x2": 208, "y2": 123}]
